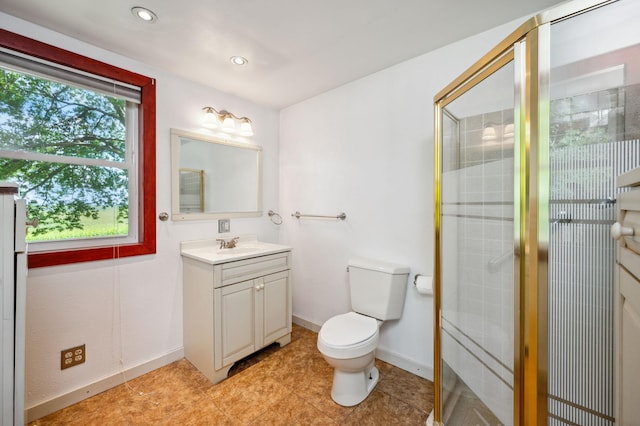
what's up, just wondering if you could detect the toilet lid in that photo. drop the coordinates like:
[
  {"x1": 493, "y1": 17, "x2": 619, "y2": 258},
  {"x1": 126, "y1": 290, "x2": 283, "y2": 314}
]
[{"x1": 319, "y1": 312, "x2": 378, "y2": 347}]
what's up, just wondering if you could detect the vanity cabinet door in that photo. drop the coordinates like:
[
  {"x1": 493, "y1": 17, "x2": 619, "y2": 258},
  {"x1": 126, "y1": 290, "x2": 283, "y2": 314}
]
[
  {"x1": 259, "y1": 270, "x2": 291, "y2": 346},
  {"x1": 220, "y1": 279, "x2": 256, "y2": 367},
  {"x1": 618, "y1": 267, "x2": 640, "y2": 425}
]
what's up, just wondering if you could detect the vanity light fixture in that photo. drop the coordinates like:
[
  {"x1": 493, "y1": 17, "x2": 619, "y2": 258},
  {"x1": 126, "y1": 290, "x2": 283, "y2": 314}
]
[
  {"x1": 201, "y1": 107, "x2": 254, "y2": 137},
  {"x1": 131, "y1": 6, "x2": 158, "y2": 23}
]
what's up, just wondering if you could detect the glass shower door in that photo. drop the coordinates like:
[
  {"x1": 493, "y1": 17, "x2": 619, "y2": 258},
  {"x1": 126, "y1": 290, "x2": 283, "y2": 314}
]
[{"x1": 438, "y1": 56, "x2": 516, "y2": 425}]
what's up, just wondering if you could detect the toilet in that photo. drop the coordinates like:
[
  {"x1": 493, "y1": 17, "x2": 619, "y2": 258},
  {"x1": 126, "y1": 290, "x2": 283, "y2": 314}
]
[{"x1": 317, "y1": 257, "x2": 410, "y2": 406}]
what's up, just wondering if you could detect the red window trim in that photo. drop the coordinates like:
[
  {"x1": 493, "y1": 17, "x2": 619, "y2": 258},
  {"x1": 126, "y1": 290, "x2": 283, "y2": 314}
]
[{"x1": 0, "y1": 29, "x2": 156, "y2": 268}]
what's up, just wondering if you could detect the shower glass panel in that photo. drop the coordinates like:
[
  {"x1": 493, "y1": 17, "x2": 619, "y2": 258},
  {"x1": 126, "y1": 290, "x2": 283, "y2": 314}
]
[
  {"x1": 439, "y1": 58, "x2": 515, "y2": 425},
  {"x1": 548, "y1": 2, "x2": 640, "y2": 424}
]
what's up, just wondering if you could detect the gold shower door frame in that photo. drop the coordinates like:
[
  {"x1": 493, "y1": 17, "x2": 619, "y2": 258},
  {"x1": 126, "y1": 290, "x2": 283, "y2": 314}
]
[{"x1": 433, "y1": 1, "x2": 616, "y2": 424}]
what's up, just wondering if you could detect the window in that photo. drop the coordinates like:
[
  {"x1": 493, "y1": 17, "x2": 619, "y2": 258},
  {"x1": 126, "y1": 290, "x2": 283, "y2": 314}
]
[{"x1": 0, "y1": 30, "x2": 156, "y2": 267}]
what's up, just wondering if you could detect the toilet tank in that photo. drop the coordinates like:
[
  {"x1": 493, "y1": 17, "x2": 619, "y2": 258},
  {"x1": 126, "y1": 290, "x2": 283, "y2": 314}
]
[{"x1": 348, "y1": 257, "x2": 410, "y2": 321}]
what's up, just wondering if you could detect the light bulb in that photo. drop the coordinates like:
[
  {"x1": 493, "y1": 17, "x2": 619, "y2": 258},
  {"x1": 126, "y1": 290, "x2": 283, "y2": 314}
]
[
  {"x1": 201, "y1": 107, "x2": 219, "y2": 129},
  {"x1": 482, "y1": 126, "x2": 497, "y2": 142},
  {"x1": 503, "y1": 123, "x2": 514, "y2": 138},
  {"x1": 238, "y1": 120, "x2": 253, "y2": 137},
  {"x1": 222, "y1": 115, "x2": 236, "y2": 132}
]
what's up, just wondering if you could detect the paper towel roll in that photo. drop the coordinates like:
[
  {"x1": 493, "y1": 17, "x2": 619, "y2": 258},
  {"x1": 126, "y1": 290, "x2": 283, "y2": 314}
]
[{"x1": 414, "y1": 275, "x2": 433, "y2": 296}]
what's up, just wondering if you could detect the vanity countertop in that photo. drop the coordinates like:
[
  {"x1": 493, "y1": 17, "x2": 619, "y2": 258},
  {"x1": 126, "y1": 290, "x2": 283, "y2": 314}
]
[{"x1": 180, "y1": 236, "x2": 291, "y2": 265}]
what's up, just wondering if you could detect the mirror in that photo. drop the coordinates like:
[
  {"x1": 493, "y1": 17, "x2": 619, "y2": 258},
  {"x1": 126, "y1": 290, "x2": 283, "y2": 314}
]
[{"x1": 170, "y1": 128, "x2": 262, "y2": 220}]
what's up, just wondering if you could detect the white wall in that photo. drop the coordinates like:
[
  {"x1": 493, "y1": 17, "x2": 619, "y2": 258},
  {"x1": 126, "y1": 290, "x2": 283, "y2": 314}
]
[
  {"x1": 279, "y1": 19, "x2": 524, "y2": 379},
  {"x1": 1, "y1": 12, "x2": 281, "y2": 416}
]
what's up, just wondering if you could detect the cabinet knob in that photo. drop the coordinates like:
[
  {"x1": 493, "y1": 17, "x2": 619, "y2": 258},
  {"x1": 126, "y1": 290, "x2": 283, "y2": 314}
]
[{"x1": 611, "y1": 222, "x2": 634, "y2": 240}]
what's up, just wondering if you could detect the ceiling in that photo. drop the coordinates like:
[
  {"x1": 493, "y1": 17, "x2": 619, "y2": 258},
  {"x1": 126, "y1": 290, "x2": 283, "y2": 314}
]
[{"x1": 1, "y1": 0, "x2": 567, "y2": 109}]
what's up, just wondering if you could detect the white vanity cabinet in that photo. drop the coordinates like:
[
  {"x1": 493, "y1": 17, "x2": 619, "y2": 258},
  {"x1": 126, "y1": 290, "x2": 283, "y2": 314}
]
[
  {"x1": 614, "y1": 167, "x2": 640, "y2": 424},
  {"x1": 182, "y1": 248, "x2": 292, "y2": 384}
]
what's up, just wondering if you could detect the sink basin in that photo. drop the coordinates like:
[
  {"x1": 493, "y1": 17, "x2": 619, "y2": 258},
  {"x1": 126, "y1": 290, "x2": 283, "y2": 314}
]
[{"x1": 215, "y1": 247, "x2": 257, "y2": 255}]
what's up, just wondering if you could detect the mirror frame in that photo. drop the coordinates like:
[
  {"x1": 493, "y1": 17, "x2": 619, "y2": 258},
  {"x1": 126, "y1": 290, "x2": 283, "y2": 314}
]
[{"x1": 170, "y1": 128, "x2": 262, "y2": 220}]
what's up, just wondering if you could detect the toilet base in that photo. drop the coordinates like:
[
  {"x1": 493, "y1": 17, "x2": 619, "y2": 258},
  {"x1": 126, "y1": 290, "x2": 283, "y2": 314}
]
[{"x1": 330, "y1": 362, "x2": 379, "y2": 406}]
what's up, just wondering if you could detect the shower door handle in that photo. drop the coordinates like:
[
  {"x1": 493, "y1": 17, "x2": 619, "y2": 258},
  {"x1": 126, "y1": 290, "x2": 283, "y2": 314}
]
[{"x1": 611, "y1": 222, "x2": 634, "y2": 240}]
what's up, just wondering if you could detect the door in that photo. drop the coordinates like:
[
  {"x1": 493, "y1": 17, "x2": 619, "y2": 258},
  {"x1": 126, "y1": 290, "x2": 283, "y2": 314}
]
[
  {"x1": 260, "y1": 271, "x2": 290, "y2": 345},
  {"x1": 437, "y1": 55, "x2": 516, "y2": 425},
  {"x1": 220, "y1": 279, "x2": 256, "y2": 366}
]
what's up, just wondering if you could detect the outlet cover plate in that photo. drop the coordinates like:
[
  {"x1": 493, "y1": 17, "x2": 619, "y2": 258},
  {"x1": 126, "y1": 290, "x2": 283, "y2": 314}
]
[
  {"x1": 218, "y1": 219, "x2": 230, "y2": 233},
  {"x1": 61, "y1": 344, "x2": 85, "y2": 370}
]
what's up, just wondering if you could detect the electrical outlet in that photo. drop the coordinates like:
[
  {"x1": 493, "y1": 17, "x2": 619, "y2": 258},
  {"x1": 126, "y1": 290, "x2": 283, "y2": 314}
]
[
  {"x1": 61, "y1": 344, "x2": 85, "y2": 370},
  {"x1": 218, "y1": 219, "x2": 230, "y2": 233}
]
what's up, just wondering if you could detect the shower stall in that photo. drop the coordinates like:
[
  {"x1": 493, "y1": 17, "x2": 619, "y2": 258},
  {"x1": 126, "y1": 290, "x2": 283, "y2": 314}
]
[{"x1": 433, "y1": 0, "x2": 640, "y2": 424}]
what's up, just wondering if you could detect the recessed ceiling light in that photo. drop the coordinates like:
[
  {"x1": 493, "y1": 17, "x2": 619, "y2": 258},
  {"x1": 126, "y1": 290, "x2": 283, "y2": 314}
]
[
  {"x1": 230, "y1": 56, "x2": 248, "y2": 66},
  {"x1": 131, "y1": 6, "x2": 158, "y2": 23}
]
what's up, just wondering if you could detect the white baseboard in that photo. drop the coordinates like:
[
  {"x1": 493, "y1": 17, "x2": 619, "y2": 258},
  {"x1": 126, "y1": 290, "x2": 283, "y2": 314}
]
[
  {"x1": 375, "y1": 346, "x2": 433, "y2": 381},
  {"x1": 292, "y1": 315, "x2": 321, "y2": 333},
  {"x1": 26, "y1": 347, "x2": 184, "y2": 423},
  {"x1": 292, "y1": 315, "x2": 433, "y2": 381}
]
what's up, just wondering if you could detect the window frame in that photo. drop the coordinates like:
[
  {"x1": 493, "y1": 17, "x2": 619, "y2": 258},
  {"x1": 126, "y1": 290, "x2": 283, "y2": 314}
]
[{"x1": 0, "y1": 29, "x2": 156, "y2": 268}]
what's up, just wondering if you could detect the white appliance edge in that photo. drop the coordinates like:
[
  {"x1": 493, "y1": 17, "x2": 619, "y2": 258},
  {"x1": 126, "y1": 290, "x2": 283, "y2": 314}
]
[{"x1": 1, "y1": 183, "x2": 26, "y2": 426}]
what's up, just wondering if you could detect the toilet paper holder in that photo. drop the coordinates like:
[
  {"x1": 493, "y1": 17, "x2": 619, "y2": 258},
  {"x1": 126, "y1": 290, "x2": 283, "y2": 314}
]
[{"x1": 413, "y1": 273, "x2": 433, "y2": 296}]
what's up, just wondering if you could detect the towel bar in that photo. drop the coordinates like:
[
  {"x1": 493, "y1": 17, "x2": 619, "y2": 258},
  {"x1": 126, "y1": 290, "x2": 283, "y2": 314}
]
[{"x1": 291, "y1": 211, "x2": 347, "y2": 220}]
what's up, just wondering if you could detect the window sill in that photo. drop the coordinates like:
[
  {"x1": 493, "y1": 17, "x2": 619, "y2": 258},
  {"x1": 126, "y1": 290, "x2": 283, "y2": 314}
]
[{"x1": 28, "y1": 240, "x2": 156, "y2": 268}]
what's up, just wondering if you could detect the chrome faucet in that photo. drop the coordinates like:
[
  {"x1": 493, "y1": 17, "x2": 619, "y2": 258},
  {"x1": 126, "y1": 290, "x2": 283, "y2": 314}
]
[{"x1": 216, "y1": 237, "x2": 239, "y2": 249}]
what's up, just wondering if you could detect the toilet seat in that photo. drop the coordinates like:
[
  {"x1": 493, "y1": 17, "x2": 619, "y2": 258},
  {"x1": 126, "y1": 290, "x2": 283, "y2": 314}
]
[{"x1": 317, "y1": 312, "x2": 379, "y2": 359}]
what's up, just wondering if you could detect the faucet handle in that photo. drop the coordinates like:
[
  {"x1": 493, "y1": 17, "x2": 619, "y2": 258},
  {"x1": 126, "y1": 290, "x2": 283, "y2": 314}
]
[
  {"x1": 227, "y1": 237, "x2": 239, "y2": 248},
  {"x1": 216, "y1": 238, "x2": 226, "y2": 249}
]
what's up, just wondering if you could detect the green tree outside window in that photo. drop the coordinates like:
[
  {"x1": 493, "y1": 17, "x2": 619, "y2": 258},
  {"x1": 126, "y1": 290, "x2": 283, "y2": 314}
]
[{"x1": 0, "y1": 68, "x2": 130, "y2": 242}]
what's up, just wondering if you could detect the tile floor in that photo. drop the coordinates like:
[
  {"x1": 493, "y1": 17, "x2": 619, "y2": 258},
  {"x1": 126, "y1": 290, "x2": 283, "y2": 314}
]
[{"x1": 29, "y1": 325, "x2": 434, "y2": 425}]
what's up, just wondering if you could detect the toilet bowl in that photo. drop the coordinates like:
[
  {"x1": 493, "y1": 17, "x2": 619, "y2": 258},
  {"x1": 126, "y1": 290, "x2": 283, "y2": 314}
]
[
  {"x1": 317, "y1": 257, "x2": 409, "y2": 406},
  {"x1": 317, "y1": 312, "x2": 381, "y2": 406}
]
